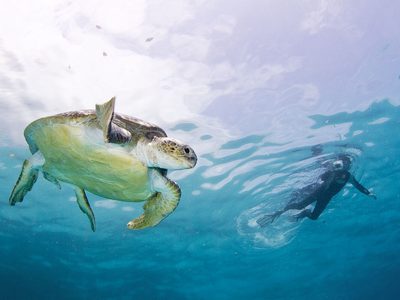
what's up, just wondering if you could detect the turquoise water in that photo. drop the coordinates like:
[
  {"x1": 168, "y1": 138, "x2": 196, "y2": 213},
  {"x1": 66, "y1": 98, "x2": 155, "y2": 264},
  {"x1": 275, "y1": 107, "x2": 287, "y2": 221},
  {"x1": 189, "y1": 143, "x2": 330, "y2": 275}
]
[
  {"x1": 1, "y1": 100, "x2": 399, "y2": 299},
  {"x1": 1, "y1": 1, "x2": 400, "y2": 299}
]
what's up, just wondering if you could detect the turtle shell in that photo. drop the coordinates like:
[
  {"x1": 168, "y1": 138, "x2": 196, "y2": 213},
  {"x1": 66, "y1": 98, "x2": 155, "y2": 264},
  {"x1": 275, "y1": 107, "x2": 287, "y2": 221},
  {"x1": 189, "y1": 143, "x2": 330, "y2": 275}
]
[{"x1": 23, "y1": 110, "x2": 168, "y2": 202}]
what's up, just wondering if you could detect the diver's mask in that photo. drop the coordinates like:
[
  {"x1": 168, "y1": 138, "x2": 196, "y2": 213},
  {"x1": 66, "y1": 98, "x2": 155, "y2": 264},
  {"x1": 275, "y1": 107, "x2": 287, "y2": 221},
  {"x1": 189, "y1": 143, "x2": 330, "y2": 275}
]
[{"x1": 333, "y1": 160, "x2": 344, "y2": 170}]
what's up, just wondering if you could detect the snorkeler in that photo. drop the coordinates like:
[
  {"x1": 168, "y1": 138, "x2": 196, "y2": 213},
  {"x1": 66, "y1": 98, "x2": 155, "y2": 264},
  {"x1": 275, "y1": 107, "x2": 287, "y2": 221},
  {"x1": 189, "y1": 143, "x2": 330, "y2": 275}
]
[{"x1": 257, "y1": 154, "x2": 376, "y2": 227}]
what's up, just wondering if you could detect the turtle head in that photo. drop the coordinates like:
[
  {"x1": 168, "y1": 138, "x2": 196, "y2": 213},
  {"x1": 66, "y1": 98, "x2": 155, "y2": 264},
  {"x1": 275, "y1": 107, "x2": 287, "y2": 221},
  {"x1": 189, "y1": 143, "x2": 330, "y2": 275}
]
[{"x1": 145, "y1": 137, "x2": 197, "y2": 169}]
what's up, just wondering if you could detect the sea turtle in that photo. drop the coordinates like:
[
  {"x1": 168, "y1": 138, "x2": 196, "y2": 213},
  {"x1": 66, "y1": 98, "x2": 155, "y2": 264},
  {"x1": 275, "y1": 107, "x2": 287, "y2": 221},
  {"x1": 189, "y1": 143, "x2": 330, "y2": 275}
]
[{"x1": 9, "y1": 97, "x2": 197, "y2": 231}]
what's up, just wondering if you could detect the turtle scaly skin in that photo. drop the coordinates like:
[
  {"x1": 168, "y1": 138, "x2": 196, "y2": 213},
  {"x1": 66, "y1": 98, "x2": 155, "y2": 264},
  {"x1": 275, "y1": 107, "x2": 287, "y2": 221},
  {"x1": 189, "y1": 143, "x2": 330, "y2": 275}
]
[{"x1": 9, "y1": 97, "x2": 197, "y2": 231}]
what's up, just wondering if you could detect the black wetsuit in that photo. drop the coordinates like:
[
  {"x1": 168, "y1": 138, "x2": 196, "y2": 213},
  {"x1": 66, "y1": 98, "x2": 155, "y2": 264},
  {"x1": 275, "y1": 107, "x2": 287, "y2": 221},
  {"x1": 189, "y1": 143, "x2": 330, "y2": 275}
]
[{"x1": 284, "y1": 169, "x2": 371, "y2": 220}]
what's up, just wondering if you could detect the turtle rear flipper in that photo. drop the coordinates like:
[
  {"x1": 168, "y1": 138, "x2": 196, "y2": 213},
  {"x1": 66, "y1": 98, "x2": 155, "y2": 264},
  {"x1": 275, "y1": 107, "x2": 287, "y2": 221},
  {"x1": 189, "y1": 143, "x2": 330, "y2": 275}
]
[
  {"x1": 95, "y1": 97, "x2": 131, "y2": 144},
  {"x1": 75, "y1": 187, "x2": 96, "y2": 232},
  {"x1": 127, "y1": 169, "x2": 181, "y2": 230},
  {"x1": 9, "y1": 151, "x2": 44, "y2": 205}
]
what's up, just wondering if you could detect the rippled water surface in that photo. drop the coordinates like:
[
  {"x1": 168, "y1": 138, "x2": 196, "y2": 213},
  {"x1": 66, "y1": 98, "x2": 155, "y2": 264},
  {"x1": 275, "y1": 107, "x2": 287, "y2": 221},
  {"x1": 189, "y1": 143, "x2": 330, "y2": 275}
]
[{"x1": 1, "y1": 1, "x2": 400, "y2": 299}]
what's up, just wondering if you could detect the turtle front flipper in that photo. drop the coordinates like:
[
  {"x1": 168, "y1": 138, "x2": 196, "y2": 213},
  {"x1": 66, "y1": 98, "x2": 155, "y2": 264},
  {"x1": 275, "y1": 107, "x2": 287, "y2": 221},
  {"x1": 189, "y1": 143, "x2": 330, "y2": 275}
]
[
  {"x1": 95, "y1": 97, "x2": 131, "y2": 144},
  {"x1": 127, "y1": 169, "x2": 181, "y2": 230},
  {"x1": 9, "y1": 151, "x2": 44, "y2": 205},
  {"x1": 75, "y1": 187, "x2": 96, "y2": 232}
]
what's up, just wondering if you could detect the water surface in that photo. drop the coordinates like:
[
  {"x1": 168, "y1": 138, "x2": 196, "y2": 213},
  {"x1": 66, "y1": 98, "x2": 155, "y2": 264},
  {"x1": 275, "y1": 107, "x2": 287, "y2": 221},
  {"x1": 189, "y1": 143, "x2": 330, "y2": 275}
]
[{"x1": 1, "y1": 1, "x2": 400, "y2": 299}]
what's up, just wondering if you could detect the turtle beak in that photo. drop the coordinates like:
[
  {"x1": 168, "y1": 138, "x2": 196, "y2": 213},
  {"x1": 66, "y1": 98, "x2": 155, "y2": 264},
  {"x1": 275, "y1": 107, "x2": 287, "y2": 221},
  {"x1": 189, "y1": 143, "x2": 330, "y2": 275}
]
[
  {"x1": 187, "y1": 151, "x2": 197, "y2": 168},
  {"x1": 182, "y1": 145, "x2": 197, "y2": 168}
]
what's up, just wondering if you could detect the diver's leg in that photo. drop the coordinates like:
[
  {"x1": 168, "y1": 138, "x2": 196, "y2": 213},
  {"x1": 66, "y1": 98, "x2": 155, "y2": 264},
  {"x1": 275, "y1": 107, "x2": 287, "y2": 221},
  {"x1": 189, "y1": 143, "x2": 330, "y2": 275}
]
[
  {"x1": 294, "y1": 197, "x2": 330, "y2": 221},
  {"x1": 308, "y1": 198, "x2": 330, "y2": 220},
  {"x1": 257, "y1": 195, "x2": 315, "y2": 227},
  {"x1": 284, "y1": 195, "x2": 315, "y2": 211},
  {"x1": 292, "y1": 209, "x2": 312, "y2": 220}
]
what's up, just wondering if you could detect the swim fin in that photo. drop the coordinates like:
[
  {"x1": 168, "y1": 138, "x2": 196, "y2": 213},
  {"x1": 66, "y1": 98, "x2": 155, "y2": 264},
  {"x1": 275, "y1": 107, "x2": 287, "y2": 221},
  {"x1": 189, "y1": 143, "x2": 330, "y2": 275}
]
[{"x1": 256, "y1": 212, "x2": 280, "y2": 227}]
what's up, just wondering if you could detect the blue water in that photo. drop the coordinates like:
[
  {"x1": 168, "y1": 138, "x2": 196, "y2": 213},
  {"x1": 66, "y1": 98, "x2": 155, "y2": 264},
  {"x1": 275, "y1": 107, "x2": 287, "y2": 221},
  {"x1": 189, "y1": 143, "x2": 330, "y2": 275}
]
[
  {"x1": 1, "y1": 100, "x2": 399, "y2": 299},
  {"x1": 2, "y1": 1, "x2": 400, "y2": 299}
]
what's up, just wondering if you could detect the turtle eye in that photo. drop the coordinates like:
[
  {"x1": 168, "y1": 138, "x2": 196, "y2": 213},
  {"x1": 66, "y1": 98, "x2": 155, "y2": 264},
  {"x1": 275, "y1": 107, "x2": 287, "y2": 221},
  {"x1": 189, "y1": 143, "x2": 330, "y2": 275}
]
[{"x1": 184, "y1": 147, "x2": 190, "y2": 154}]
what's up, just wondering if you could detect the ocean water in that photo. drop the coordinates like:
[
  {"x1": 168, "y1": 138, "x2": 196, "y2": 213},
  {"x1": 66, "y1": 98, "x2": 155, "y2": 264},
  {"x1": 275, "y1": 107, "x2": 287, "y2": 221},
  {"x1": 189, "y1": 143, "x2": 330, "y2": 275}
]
[
  {"x1": 1, "y1": 1, "x2": 400, "y2": 300},
  {"x1": 1, "y1": 101, "x2": 399, "y2": 300}
]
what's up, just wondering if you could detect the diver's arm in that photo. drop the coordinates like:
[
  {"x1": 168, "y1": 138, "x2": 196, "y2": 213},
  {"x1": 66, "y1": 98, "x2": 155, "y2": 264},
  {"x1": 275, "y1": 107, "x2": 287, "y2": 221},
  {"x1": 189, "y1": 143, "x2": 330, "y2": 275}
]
[{"x1": 349, "y1": 175, "x2": 376, "y2": 199}]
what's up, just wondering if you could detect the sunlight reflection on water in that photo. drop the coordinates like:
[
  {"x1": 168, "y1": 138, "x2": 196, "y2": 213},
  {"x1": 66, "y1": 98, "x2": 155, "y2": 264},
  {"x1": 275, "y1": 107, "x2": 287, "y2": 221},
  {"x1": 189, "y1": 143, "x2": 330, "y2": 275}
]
[{"x1": 1, "y1": 1, "x2": 400, "y2": 298}]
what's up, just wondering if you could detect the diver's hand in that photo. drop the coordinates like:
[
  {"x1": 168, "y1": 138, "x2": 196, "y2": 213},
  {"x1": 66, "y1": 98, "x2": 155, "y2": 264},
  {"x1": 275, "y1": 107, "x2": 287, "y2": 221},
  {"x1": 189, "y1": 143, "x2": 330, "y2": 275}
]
[{"x1": 368, "y1": 192, "x2": 377, "y2": 200}]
